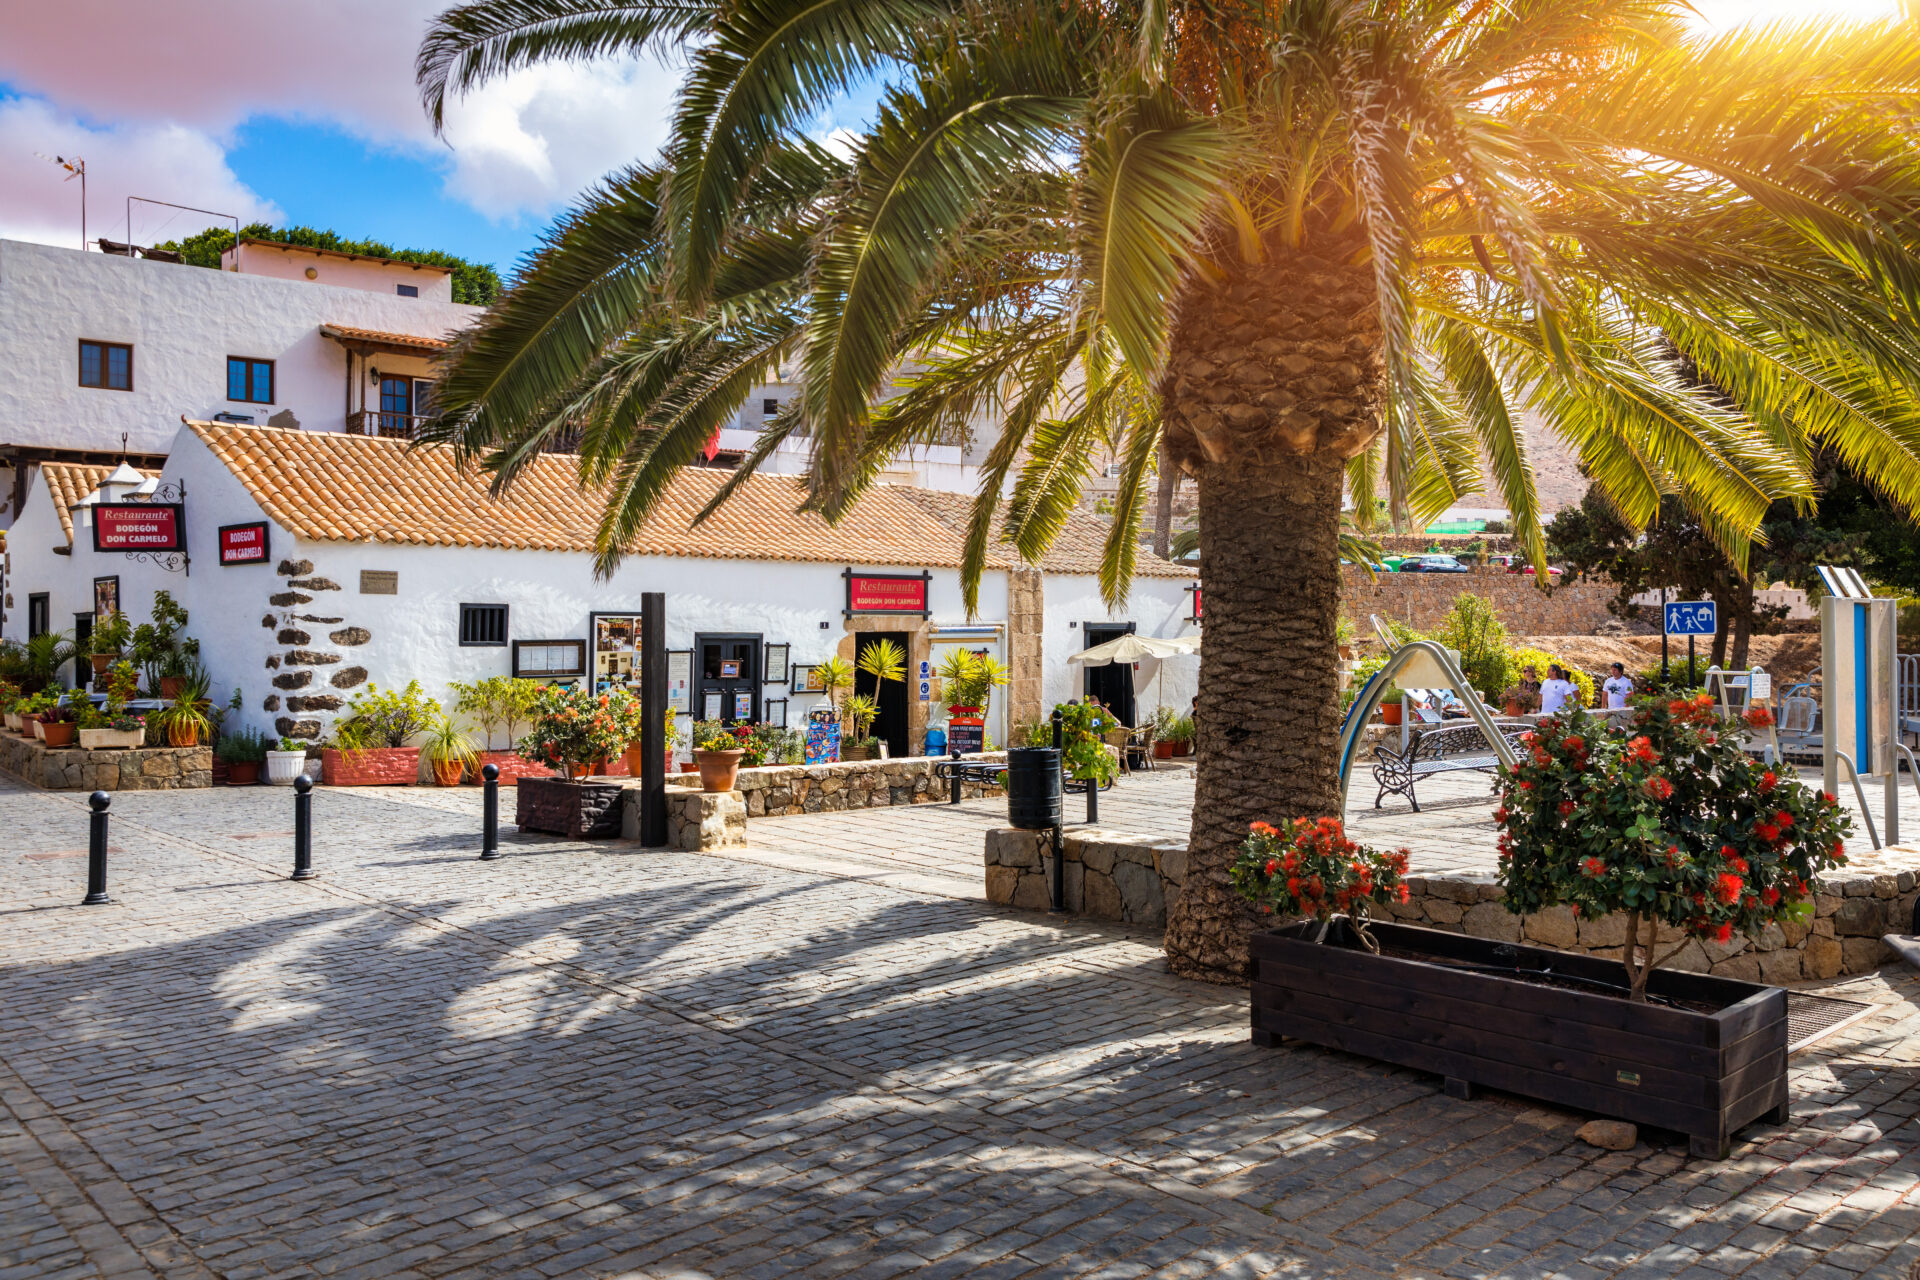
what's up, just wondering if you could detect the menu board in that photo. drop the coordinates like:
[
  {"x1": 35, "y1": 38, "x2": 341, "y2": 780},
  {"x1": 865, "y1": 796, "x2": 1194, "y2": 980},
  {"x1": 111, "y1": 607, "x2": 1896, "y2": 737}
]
[
  {"x1": 667, "y1": 651, "x2": 693, "y2": 712},
  {"x1": 591, "y1": 612, "x2": 641, "y2": 694}
]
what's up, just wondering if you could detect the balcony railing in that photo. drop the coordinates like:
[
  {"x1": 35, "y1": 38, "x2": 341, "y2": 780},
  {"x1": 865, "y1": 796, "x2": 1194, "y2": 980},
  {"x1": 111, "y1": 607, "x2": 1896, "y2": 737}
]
[{"x1": 347, "y1": 411, "x2": 580, "y2": 453}]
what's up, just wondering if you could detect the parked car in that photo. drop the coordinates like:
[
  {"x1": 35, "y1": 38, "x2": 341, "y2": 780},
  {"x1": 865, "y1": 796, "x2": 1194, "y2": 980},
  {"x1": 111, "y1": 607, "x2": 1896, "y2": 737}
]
[{"x1": 1402, "y1": 554, "x2": 1471, "y2": 573}]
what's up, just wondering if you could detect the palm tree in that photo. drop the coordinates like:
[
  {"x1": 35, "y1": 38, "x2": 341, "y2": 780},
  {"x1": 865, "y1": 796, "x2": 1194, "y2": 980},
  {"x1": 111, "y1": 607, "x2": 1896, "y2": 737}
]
[{"x1": 417, "y1": 0, "x2": 1920, "y2": 979}]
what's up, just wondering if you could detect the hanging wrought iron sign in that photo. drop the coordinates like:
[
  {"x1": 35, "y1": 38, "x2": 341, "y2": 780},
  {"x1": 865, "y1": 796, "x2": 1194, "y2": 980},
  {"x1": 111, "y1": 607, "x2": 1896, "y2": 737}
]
[
  {"x1": 93, "y1": 481, "x2": 189, "y2": 574},
  {"x1": 843, "y1": 567, "x2": 931, "y2": 618}
]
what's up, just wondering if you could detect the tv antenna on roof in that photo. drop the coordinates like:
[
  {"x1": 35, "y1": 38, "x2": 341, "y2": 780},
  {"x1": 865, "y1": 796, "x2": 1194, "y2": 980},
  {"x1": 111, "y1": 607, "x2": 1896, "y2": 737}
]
[{"x1": 35, "y1": 153, "x2": 86, "y2": 250}]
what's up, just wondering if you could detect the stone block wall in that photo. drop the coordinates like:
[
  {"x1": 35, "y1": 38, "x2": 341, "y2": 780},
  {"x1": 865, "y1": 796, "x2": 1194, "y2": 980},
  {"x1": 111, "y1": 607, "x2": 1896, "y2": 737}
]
[
  {"x1": 984, "y1": 827, "x2": 1188, "y2": 930},
  {"x1": 0, "y1": 734, "x2": 211, "y2": 790},
  {"x1": 660, "y1": 789, "x2": 746, "y2": 850},
  {"x1": 1342, "y1": 564, "x2": 1617, "y2": 634},
  {"x1": 983, "y1": 826, "x2": 1914, "y2": 980},
  {"x1": 668, "y1": 753, "x2": 1006, "y2": 816}
]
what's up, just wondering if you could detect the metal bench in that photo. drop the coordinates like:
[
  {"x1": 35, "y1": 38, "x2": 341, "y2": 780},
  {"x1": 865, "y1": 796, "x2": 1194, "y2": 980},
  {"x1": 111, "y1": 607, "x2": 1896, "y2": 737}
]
[
  {"x1": 1372, "y1": 721, "x2": 1531, "y2": 812},
  {"x1": 933, "y1": 757, "x2": 1005, "y2": 804}
]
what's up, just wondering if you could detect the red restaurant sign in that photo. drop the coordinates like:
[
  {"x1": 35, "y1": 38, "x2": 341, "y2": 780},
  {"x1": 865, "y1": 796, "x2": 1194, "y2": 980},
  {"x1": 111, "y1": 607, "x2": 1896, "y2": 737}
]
[
  {"x1": 218, "y1": 521, "x2": 271, "y2": 566},
  {"x1": 1188, "y1": 583, "x2": 1202, "y2": 621},
  {"x1": 845, "y1": 569, "x2": 930, "y2": 617},
  {"x1": 93, "y1": 503, "x2": 183, "y2": 553}
]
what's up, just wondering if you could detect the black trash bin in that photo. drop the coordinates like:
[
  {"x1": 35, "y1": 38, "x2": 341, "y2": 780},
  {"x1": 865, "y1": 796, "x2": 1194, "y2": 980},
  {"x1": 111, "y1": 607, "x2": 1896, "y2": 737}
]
[{"x1": 1006, "y1": 747, "x2": 1062, "y2": 830}]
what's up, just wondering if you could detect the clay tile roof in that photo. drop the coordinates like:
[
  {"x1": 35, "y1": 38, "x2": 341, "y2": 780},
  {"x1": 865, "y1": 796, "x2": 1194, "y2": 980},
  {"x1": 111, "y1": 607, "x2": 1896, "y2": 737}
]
[
  {"x1": 896, "y1": 488, "x2": 1190, "y2": 579},
  {"x1": 317, "y1": 324, "x2": 452, "y2": 353},
  {"x1": 184, "y1": 421, "x2": 1189, "y2": 578},
  {"x1": 41, "y1": 462, "x2": 158, "y2": 546}
]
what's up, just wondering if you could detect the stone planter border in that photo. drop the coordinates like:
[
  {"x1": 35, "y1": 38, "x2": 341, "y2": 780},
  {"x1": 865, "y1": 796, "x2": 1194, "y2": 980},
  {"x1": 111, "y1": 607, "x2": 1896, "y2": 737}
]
[
  {"x1": 0, "y1": 733, "x2": 211, "y2": 791},
  {"x1": 666, "y1": 752, "x2": 1006, "y2": 816}
]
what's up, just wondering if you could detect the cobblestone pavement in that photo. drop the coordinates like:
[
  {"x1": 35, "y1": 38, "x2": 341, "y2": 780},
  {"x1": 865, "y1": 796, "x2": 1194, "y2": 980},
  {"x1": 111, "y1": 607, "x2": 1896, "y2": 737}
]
[{"x1": 5, "y1": 771, "x2": 1920, "y2": 1280}]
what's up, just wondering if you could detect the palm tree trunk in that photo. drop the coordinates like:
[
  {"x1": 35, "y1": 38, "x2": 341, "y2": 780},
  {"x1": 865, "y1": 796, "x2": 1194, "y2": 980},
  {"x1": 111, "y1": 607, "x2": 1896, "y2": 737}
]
[
  {"x1": 1152, "y1": 442, "x2": 1177, "y2": 561},
  {"x1": 1164, "y1": 453, "x2": 1347, "y2": 979},
  {"x1": 1156, "y1": 236, "x2": 1384, "y2": 982}
]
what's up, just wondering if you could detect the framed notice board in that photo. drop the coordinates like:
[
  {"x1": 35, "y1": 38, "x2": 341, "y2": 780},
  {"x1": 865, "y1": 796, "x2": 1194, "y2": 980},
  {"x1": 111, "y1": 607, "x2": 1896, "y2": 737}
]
[
  {"x1": 589, "y1": 610, "x2": 643, "y2": 693},
  {"x1": 513, "y1": 639, "x2": 587, "y2": 680}
]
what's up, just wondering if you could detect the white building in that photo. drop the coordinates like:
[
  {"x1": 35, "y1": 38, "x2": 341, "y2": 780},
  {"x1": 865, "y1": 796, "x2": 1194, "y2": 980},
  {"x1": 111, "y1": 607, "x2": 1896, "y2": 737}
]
[{"x1": 3, "y1": 422, "x2": 1197, "y2": 758}]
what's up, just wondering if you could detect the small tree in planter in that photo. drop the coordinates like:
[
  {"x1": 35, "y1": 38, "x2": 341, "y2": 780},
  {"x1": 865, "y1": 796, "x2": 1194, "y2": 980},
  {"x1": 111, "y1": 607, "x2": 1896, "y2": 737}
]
[
  {"x1": 1495, "y1": 696, "x2": 1851, "y2": 1001},
  {"x1": 88, "y1": 611, "x2": 132, "y2": 680},
  {"x1": 1231, "y1": 818, "x2": 1411, "y2": 950},
  {"x1": 326, "y1": 680, "x2": 440, "y2": 785},
  {"x1": 516, "y1": 687, "x2": 634, "y2": 836},
  {"x1": 216, "y1": 729, "x2": 270, "y2": 784}
]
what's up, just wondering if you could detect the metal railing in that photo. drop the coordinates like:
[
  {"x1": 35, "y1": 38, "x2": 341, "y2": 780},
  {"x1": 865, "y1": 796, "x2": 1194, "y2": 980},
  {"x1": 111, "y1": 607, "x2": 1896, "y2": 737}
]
[{"x1": 346, "y1": 410, "x2": 581, "y2": 453}]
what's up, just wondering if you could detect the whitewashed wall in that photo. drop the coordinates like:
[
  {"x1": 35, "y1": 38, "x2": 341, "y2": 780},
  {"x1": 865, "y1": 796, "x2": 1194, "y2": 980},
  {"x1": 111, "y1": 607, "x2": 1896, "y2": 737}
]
[
  {"x1": 0, "y1": 239, "x2": 479, "y2": 459},
  {"x1": 1042, "y1": 576, "x2": 1199, "y2": 718}
]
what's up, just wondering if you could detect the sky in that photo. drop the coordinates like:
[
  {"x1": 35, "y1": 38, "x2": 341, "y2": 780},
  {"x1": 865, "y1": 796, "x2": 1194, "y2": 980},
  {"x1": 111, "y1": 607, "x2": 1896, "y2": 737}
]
[{"x1": 0, "y1": 0, "x2": 1904, "y2": 279}]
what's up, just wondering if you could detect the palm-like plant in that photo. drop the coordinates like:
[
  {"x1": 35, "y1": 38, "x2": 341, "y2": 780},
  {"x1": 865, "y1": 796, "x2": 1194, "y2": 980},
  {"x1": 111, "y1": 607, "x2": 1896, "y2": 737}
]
[{"x1": 418, "y1": 0, "x2": 1920, "y2": 978}]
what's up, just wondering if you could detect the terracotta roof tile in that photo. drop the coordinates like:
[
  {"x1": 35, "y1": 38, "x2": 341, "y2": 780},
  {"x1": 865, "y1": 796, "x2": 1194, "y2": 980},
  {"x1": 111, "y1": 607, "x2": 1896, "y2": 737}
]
[
  {"x1": 317, "y1": 324, "x2": 451, "y2": 352},
  {"x1": 897, "y1": 488, "x2": 1189, "y2": 579},
  {"x1": 184, "y1": 422, "x2": 1187, "y2": 578},
  {"x1": 41, "y1": 462, "x2": 158, "y2": 546}
]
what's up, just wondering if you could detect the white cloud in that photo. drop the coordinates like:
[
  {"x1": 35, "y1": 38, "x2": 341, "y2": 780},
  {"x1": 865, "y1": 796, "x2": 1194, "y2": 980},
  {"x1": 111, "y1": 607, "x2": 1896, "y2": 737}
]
[
  {"x1": 0, "y1": 97, "x2": 280, "y2": 247},
  {"x1": 0, "y1": 0, "x2": 680, "y2": 227}
]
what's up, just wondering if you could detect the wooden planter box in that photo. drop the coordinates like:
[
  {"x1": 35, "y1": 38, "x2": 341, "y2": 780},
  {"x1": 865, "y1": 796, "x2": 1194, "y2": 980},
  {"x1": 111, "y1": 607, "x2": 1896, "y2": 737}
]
[
  {"x1": 1250, "y1": 919, "x2": 1787, "y2": 1159},
  {"x1": 515, "y1": 775, "x2": 626, "y2": 839},
  {"x1": 321, "y1": 747, "x2": 421, "y2": 787}
]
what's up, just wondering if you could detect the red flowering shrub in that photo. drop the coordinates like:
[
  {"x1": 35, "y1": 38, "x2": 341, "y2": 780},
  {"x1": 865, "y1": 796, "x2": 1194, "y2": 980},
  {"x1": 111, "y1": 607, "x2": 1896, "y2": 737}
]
[
  {"x1": 1230, "y1": 817, "x2": 1411, "y2": 951},
  {"x1": 1496, "y1": 692, "x2": 1850, "y2": 1000}
]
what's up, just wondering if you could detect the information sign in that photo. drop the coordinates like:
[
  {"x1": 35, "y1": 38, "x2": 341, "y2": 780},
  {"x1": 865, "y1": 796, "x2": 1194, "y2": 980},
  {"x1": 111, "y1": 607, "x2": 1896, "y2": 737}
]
[{"x1": 1664, "y1": 600, "x2": 1717, "y2": 636}]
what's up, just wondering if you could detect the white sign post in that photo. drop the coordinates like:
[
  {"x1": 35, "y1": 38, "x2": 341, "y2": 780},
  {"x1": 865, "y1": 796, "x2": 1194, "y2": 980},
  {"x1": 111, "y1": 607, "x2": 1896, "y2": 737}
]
[{"x1": 1818, "y1": 566, "x2": 1899, "y2": 845}]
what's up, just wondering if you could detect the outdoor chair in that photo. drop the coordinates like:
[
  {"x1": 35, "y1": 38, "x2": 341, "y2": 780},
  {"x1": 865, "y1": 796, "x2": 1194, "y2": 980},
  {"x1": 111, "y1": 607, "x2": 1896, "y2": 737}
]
[{"x1": 1372, "y1": 721, "x2": 1533, "y2": 812}]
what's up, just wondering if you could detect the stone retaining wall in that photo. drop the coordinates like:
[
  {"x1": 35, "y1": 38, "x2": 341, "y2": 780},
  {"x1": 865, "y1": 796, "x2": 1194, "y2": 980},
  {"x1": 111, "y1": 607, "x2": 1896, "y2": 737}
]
[
  {"x1": 984, "y1": 826, "x2": 1915, "y2": 979},
  {"x1": 0, "y1": 733, "x2": 212, "y2": 790},
  {"x1": 1342, "y1": 564, "x2": 1616, "y2": 634},
  {"x1": 667, "y1": 753, "x2": 1006, "y2": 816}
]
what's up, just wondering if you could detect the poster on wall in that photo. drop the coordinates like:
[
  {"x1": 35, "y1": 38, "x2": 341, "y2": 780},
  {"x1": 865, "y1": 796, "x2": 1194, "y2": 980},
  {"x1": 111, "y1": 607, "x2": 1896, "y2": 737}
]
[
  {"x1": 590, "y1": 611, "x2": 642, "y2": 693},
  {"x1": 764, "y1": 698, "x2": 787, "y2": 728},
  {"x1": 92, "y1": 576, "x2": 119, "y2": 619},
  {"x1": 667, "y1": 650, "x2": 693, "y2": 713},
  {"x1": 764, "y1": 643, "x2": 790, "y2": 686},
  {"x1": 733, "y1": 690, "x2": 752, "y2": 720},
  {"x1": 217, "y1": 521, "x2": 271, "y2": 567},
  {"x1": 790, "y1": 663, "x2": 821, "y2": 693},
  {"x1": 703, "y1": 690, "x2": 722, "y2": 719},
  {"x1": 719, "y1": 659, "x2": 741, "y2": 678}
]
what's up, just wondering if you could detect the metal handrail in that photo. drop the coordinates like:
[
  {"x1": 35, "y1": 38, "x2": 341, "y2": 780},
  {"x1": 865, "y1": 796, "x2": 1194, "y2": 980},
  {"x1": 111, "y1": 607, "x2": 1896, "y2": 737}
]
[{"x1": 1833, "y1": 750, "x2": 1882, "y2": 850}]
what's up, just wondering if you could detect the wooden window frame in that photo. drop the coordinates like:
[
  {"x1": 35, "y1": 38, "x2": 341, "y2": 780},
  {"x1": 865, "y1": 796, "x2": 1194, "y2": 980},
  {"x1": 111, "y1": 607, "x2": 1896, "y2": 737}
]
[
  {"x1": 226, "y1": 356, "x2": 275, "y2": 405},
  {"x1": 78, "y1": 340, "x2": 133, "y2": 391}
]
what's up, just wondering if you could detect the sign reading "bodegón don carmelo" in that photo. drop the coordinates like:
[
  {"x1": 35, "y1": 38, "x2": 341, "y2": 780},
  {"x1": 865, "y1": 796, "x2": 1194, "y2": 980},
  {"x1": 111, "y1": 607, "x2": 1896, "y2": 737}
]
[{"x1": 93, "y1": 503, "x2": 184, "y2": 553}]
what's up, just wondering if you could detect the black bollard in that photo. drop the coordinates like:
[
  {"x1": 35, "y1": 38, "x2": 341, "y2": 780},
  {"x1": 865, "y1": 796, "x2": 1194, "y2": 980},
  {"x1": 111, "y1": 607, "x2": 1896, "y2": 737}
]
[
  {"x1": 291, "y1": 775, "x2": 316, "y2": 880},
  {"x1": 479, "y1": 763, "x2": 500, "y2": 860},
  {"x1": 82, "y1": 791, "x2": 111, "y2": 905},
  {"x1": 948, "y1": 742, "x2": 962, "y2": 805},
  {"x1": 1049, "y1": 821, "x2": 1065, "y2": 914},
  {"x1": 1086, "y1": 770, "x2": 1099, "y2": 824}
]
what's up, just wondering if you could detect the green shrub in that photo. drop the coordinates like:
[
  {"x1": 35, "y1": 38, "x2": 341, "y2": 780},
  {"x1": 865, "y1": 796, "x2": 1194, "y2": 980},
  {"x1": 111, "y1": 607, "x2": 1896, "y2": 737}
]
[
  {"x1": 1509, "y1": 646, "x2": 1595, "y2": 708},
  {"x1": 334, "y1": 681, "x2": 441, "y2": 750},
  {"x1": 1437, "y1": 594, "x2": 1511, "y2": 698},
  {"x1": 216, "y1": 728, "x2": 270, "y2": 764}
]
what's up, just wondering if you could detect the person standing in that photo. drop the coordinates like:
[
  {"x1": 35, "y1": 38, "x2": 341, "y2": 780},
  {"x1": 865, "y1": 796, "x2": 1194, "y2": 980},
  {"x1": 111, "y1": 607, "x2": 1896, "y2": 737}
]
[
  {"x1": 1540, "y1": 664, "x2": 1580, "y2": 716},
  {"x1": 1602, "y1": 662, "x2": 1634, "y2": 710}
]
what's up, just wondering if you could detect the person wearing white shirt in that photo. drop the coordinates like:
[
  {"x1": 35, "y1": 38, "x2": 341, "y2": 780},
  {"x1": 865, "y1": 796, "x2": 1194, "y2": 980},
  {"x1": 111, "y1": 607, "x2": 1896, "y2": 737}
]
[
  {"x1": 1539, "y1": 664, "x2": 1580, "y2": 716},
  {"x1": 1602, "y1": 662, "x2": 1634, "y2": 710}
]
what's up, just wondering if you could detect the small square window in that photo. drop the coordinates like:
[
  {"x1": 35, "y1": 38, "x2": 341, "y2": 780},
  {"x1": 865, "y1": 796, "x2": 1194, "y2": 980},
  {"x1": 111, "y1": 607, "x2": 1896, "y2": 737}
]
[
  {"x1": 762, "y1": 398, "x2": 779, "y2": 415},
  {"x1": 79, "y1": 340, "x2": 132, "y2": 391},
  {"x1": 459, "y1": 603, "x2": 508, "y2": 646},
  {"x1": 227, "y1": 357, "x2": 275, "y2": 404},
  {"x1": 396, "y1": 283, "x2": 419, "y2": 298}
]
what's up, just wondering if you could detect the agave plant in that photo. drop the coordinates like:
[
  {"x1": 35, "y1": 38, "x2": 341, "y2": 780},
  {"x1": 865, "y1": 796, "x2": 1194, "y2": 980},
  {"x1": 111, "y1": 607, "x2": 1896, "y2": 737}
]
[{"x1": 417, "y1": 0, "x2": 1920, "y2": 978}]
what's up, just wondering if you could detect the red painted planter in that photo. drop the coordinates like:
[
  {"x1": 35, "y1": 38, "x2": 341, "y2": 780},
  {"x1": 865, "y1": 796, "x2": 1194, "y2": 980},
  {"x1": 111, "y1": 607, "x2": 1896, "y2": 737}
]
[
  {"x1": 468, "y1": 750, "x2": 557, "y2": 786},
  {"x1": 321, "y1": 747, "x2": 420, "y2": 787},
  {"x1": 227, "y1": 762, "x2": 260, "y2": 786}
]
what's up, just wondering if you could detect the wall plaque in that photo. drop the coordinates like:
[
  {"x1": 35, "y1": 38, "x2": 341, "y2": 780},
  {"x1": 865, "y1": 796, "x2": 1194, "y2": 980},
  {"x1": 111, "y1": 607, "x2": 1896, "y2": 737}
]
[{"x1": 359, "y1": 570, "x2": 399, "y2": 595}]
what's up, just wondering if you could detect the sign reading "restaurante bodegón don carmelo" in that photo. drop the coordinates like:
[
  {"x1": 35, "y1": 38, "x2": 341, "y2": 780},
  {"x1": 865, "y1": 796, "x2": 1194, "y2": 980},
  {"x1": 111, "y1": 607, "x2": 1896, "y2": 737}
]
[{"x1": 92, "y1": 503, "x2": 184, "y2": 553}]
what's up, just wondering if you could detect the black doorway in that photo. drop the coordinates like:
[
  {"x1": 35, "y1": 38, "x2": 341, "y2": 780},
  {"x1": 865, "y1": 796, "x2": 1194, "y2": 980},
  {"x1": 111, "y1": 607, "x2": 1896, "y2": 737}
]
[
  {"x1": 695, "y1": 633, "x2": 761, "y2": 725},
  {"x1": 1082, "y1": 622, "x2": 1137, "y2": 727},
  {"x1": 855, "y1": 632, "x2": 911, "y2": 758},
  {"x1": 73, "y1": 614, "x2": 94, "y2": 689}
]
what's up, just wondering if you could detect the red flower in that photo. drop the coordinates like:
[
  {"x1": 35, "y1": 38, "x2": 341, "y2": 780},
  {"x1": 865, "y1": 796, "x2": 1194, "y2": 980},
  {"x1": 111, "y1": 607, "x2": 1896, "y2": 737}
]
[
  {"x1": 1563, "y1": 735, "x2": 1586, "y2": 755},
  {"x1": 1775, "y1": 810, "x2": 1792, "y2": 829},
  {"x1": 1518, "y1": 780, "x2": 1533, "y2": 791},
  {"x1": 1582, "y1": 857, "x2": 1607, "y2": 877},
  {"x1": 1646, "y1": 775, "x2": 1674, "y2": 800},
  {"x1": 1715, "y1": 873, "x2": 1744, "y2": 905},
  {"x1": 1397, "y1": 886, "x2": 1411, "y2": 903},
  {"x1": 1627, "y1": 736, "x2": 1659, "y2": 765},
  {"x1": 1286, "y1": 877, "x2": 1301, "y2": 897},
  {"x1": 1762, "y1": 887, "x2": 1780, "y2": 906},
  {"x1": 1493, "y1": 807, "x2": 1508, "y2": 823},
  {"x1": 1727, "y1": 856, "x2": 1748, "y2": 875},
  {"x1": 1745, "y1": 706, "x2": 1774, "y2": 729},
  {"x1": 1755, "y1": 823, "x2": 1779, "y2": 843},
  {"x1": 1715, "y1": 922, "x2": 1734, "y2": 944},
  {"x1": 1759, "y1": 770, "x2": 1777, "y2": 794},
  {"x1": 1558, "y1": 800, "x2": 1576, "y2": 817},
  {"x1": 1264, "y1": 859, "x2": 1278, "y2": 876}
]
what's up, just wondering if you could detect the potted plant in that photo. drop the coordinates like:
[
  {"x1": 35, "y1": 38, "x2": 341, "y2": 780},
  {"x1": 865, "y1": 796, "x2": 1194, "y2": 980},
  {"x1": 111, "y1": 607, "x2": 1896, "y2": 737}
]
[
  {"x1": 448, "y1": 676, "x2": 552, "y2": 784},
  {"x1": 266, "y1": 737, "x2": 310, "y2": 785},
  {"x1": 19, "y1": 688, "x2": 61, "y2": 738},
  {"x1": 18, "y1": 632, "x2": 76, "y2": 696},
  {"x1": 1053, "y1": 700, "x2": 1119, "y2": 789},
  {"x1": 88, "y1": 611, "x2": 132, "y2": 680},
  {"x1": 513, "y1": 685, "x2": 630, "y2": 836},
  {"x1": 841, "y1": 694, "x2": 882, "y2": 760},
  {"x1": 846, "y1": 639, "x2": 906, "y2": 759},
  {"x1": 39, "y1": 703, "x2": 80, "y2": 748},
  {"x1": 323, "y1": 681, "x2": 439, "y2": 785},
  {"x1": 1244, "y1": 699, "x2": 1852, "y2": 1159},
  {"x1": 77, "y1": 663, "x2": 144, "y2": 749},
  {"x1": 128, "y1": 591, "x2": 196, "y2": 699},
  {"x1": 1377, "y1": 680, "x2": 1404, "y2": 725},
  {"x1": 691, "y1": 718, "x2": 746, "y2": 792},
  {"x1": 216, "y1": 728, "x2": 269, "y2": 784},
  {"x1": 421, "y1": 716, "x2": 480, "y2": 787},
  {"x1": 150, "y1": 671, "x2": 213, "y2": 747},
  {"x1": 1499, "y1": 682, "x2": 1540, "y2": 718},
  {"x1": 1163, "y1": 712, "x2": 1195, "y2": 757}
]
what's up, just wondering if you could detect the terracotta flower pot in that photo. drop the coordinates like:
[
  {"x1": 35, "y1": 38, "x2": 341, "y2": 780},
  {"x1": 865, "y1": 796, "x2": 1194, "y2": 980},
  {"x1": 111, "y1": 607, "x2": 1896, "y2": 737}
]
[
  {"x1": 1504, "y1": 701, "x2": 1524, "y2": 717},
  {"x1": 41, "y1": 722, "x2": 77, "y2": 747},
  {"x1": 227, "y1": 762, "x2": 261, "y2": 786},
  {"x1": 680, "y1": 762, "x2": 700, "y2": 774},
  {"x1": 90, "y1": 654, "x2": 114, "y2": 678},
  {"x1": 430, "y1": 757, "x2": 466, "y2": 787},
  {"x1": 321, "y1": 746, "x2": 421, "y2": 787},
  {"x1": 168, "y1": 720, "x2": 199, "y2": 747},
  {"x1": 1153, "y1": 740, "x2": 1174, "y2": 759},
  {"x1": 694, "y1": 748, "x2": 744, "y2": 793},
  {"x1": 1381, "y1": 702, "x2": 1403, "y2": 726},
  {"x1": 159, "y1": 676, "x2": 185, "y2": 700}
]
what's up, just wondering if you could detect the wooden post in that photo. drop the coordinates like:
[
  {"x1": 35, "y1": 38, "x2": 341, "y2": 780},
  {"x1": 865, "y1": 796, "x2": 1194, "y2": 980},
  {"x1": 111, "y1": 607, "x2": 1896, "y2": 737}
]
[{"x1": 640, "y1": 591, "x2": 668, "y2": 847}]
